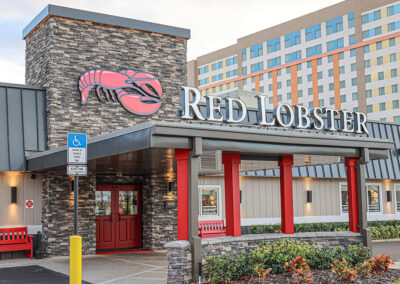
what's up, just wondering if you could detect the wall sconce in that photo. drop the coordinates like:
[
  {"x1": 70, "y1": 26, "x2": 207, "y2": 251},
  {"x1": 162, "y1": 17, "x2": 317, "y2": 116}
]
[
  {"x1": 387, "y1": 191, "x2": 392, "y2": 202},
  {"x1": 11, "y1": 187, "x2": 17, "y2": 203},
  {"x1": 166, "y1": 182, "x2": 177, "y2": 209},
  {"x1": 306, "y1": 191, "x2": 312, "y2": 203}
]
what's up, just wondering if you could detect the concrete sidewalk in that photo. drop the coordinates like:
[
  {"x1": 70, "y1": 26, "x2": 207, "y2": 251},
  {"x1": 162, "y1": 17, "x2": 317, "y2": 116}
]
[
  {"x1": 0, "y1": 252, "x2": 167, "y2": 284},
  {"x1": 372, "y1": 239, "x2": 400, "y2": 270}
]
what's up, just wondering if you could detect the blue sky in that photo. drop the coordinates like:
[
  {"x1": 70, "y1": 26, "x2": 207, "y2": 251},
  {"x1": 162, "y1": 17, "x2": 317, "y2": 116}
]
[{"x1": 0, "y1": 0, "x2": 341, "y2": 84}]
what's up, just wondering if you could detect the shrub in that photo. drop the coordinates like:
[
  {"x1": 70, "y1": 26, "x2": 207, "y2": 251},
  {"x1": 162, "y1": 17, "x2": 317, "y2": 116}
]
[
  {"x1": 369, "y1": 254, "x2": 394, "y2": 275},
  {"x1": 285, "y1": 256, "x2": 314, "y2": 283},
  {"x1": 331, "y1": 258, "x2": 357, "y2": 282},
  {"x1": 204, "y1": 253, "x2": 257, "y2": 282},
  {"x1": 250, "y1": 239, "x2": 314, "y2": 274},
  {"x1": 253, "y1": 264, "x2": 272, "y2": 281},
  {"x1": 342, "y1": 244, "x2": 371, "y2": 267},
  {"x1": 306, "y1": 248, "x2": 336, "y2": 270},
  {"x1": 371, "y1": 225, "x2": 400, "y2": 240},
  {"x1": 355, "y1": 260, "x2": 372, "y2": 278}
]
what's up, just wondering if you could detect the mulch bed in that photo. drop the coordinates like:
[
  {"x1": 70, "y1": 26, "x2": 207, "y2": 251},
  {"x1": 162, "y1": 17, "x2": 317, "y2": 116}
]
[{"x1": 228, "y1": 269, "x2": 400, "y2": 283}]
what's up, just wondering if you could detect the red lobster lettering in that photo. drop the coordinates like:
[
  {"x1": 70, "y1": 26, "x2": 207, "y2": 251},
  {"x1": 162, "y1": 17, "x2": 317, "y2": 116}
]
[{"x1": 78, "y1": 69, "x2": 162, "y2": 115}]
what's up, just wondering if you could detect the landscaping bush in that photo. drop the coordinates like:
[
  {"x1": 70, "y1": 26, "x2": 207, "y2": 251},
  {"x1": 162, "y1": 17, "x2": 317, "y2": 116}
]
[
  {"x1": 285, "y1": 256, "x2": 314, "y2": 283},
  {"x1": 250, "y1": 239, "x2": 314, "y2": 273},
  {"x1": 250, "y1": 220, "x2": 400, "y2": 240},
  {"x1": 204, "y1": 240, "x2": 373, "y2": 282},
  {"x1": 331, "y1": 258, "x2": 357, "y2": 282}
]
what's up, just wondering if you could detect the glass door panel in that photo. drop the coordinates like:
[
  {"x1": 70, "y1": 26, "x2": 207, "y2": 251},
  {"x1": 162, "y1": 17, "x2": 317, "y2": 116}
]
[
  {"x1": 96, "y1": 191, "x2": 112, "y2": 216},
  {"x1": 118, "y1": 191, "x2": 138, "y2": 215}
]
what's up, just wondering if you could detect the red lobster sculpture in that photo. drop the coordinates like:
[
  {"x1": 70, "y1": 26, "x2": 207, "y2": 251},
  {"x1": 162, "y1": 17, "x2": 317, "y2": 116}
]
[{"x1": 78, "y1": 69, "x2": 162, "y2": 115}]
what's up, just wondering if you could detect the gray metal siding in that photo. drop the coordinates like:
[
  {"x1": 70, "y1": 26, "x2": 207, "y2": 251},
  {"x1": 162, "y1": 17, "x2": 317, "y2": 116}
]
[{"x1": 0, "y1": 84, "x2": 47, "y2": 171}]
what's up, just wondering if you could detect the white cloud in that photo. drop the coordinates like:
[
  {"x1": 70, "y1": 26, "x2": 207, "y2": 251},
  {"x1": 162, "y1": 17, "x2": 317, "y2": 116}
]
[{"x1": 0, "y1": 58, "x2": 25, "y2": 84}]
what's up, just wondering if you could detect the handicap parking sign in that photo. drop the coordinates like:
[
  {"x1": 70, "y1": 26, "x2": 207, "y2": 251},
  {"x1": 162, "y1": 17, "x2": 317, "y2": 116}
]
[{"x1": 67, "y1": 133, "x2": 87, "y2": 164}]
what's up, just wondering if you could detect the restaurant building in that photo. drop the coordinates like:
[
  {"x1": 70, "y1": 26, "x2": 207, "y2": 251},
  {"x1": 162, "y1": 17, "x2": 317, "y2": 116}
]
[{"x1": 0, "y1": 3, "x2": 399, "y2": 282}]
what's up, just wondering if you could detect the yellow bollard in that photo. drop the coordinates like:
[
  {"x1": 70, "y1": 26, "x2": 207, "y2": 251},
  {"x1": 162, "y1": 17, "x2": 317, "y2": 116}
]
[{"x1": 70, "y1": 235, "x2": 82, "y2": 284}]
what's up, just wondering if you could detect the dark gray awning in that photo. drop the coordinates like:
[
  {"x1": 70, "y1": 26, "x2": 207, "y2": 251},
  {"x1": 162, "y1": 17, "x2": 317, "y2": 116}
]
[{"x1": 26, "y1": 121, "x2": 393, "y2": 174}]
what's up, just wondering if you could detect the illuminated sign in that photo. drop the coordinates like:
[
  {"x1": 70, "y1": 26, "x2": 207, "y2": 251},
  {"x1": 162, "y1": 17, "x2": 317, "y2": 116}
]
[
  {"x1": 79, "y1": 69, "x2": 162, "y2": 115},
  {"x1": 179, "y1": 86, "x2": 369, "y2": 134}
]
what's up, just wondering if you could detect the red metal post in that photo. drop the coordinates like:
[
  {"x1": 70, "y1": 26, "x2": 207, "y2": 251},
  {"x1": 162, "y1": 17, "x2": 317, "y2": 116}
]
[
  {"x1": 279, "y1": 155, "x2": 294, "y2": 234},
  {"x1": 175, "y1": 149, "x2": 190, "y2": 240},
  {"x1": 222, "y1": 152, "x2": 242, "y2": 237},
  {"x1": 345, "y1": 157, "x2": 360, "y2": 233}
]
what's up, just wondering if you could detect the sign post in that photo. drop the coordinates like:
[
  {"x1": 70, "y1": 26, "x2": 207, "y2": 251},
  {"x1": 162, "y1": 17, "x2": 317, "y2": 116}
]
[{"x1": 67, "y1": 133, "x2": 86, "y2": 284}]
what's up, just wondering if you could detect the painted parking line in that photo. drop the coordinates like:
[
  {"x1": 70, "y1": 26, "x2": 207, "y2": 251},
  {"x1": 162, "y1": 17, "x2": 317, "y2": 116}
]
[{"x1": 97, "y1": 267, "x2": 161, "y2": 284}]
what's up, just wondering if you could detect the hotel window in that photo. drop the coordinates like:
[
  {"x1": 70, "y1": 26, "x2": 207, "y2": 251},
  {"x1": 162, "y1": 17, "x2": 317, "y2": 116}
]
[
  {"x1": 250, "y1": 47, "x2": 263, "y2": 59},
  {"x1": 340, "y1": 80, "x2": 346, "y2": 88},
  {"x1": 212, "y1": 87, "x2": 216, "y2": 93},
  {"x1": 298, "y1": 90, "x2": 303, "y2": 97},
  {"x1": 349, "y1": 34, "x2": 356, "y2": 45},
  {"x1": 328, "y1": 69, "x2": 334, "y2": 77},
  {"x1": 390, "y1": 38, "x2": 396, "y2": 47},
  {"x1": 367, "y1": 105, "x2": 373, "y2": 113},
  {"x1": 351, "y1": 49, "x2": 356, "y2": 57},
  {"x1": 364, "y1": 45, "x2": 370, "y2": 54},
  {"x1": 199, "y1": 186, "x2": 221, "y2": 220},
  {"x1": 307, "y1": 61, "x2": 312, "y2": 68},
  {"x1": 277, "y1": 82, "x2": 282, "y2": 89},
  {"x1": 268, "y1": 84, "x2": 273, "y2": 91},
  {"x1": 308, "y1": 101, "x2": 313, "y2": 108},
  {"x1": 352, "y1": 92, "x2": 358, "y2": 101},
  {"x1": 393, "y1": 100, "x2": 399, "y2": 109},
  {"x1": 278, "y1": 95, "x2": 282, "y2": 102},
  {"x1": 327, "y1": 38, "x2": 344, "y2": 51},
  {"x1": 388, "y1": 22, "x2": 396, "y2": 32},
  {"x1": 379, "y1": 87, "x2": 385, "y2": 96},
  {"x1": 307, "y1": 74, "x2": 312, "y2": 82},
  {"x1": 205, "y1": 89, "x2": 209, "y2": 95},
  {"x1": 339, "y1": 52, "x2": 344, "y2": 60},
  {"x1": 391, "y1": 69, "x2": 398, "y2": 78},
  {"x1": 234, "y1": 81, "x2": 238, "y2": 88},
  {"x1": 318, "y1": 58, "x2": 322, "y2": 66},
  {"x1": 339, "y1": 66, "x2": 345, "y2": 74},
  {"x1": 341, "y1": 95, "x2": 346, "y2": 103},
  {"x1": 267, "y1": 38, "x2": 281, "y2": 53},
  {"x1": 277, "y1": 69, "x2": 282, "y2": 76},
  {"x1": 319, "y1": 99, "x2": 324, "y2": 107},
  {"x1": 285, "y1": 31, "x2": 301, "y2": 48},
  {"x1": 260, "y1": 74, "x2": 264, "y2": 80},
  {"x1": 366, "y1": 90, "x2": 372, "y2": 98},
  {"x1": 329, "y1": 83, "x2": 334, "y2": 91},
  {"x1": 318, "y1": 72, "x2": 322, "y2": 80},
  {"x1": 377, "y1": 56, "x2": 383, "y2": 65},
  {"x1": 242, "y1": 52, "x2": 247, "y2": 61},
  {"x1": 395, "y1": 116, "x2": 400, "y2": 123},
  {"x1": 269, "y1": 97, "x2": 273, "y2": 104},
  {"x1": 378, "y1": 72, "x2": 384, "y2": 80},
  {"x1": 308, "y1": 87, "x2": 313, "y2": 96},
  {"x1": 388, "y1": 5, "x2": 395, "y2": 16},
  {"x1": 268, "y1": 72, "x2": 272, "y2": 79},
  {"x1": 380, "y1": 102, "x2": 386, "y2": 111},
  {"x1": 353, "y1": 107, "x2": 358, "y2": 112},
  {"x1": 251, "y1": 77, "x2": 255, "y2": 83},
  {"x1": 351, "y1": 63, "x2": 356, "y2": 72},
  {"x1": 329, "y1": 97, "x2": 335, "y2": 105},
  {"x1": 211, "y1": 61, "x2": 223, "y2": 71},
  {"x1": 305, "y1": 24, "x2": 321, "y2": 42},
  {"x1": 260, "y1": 86, "x2": 264, "y2": 93},
  {"x1": 348, "y1": 13, "x2": 355, "y2": 28},
  {"x1": 352, "y1": 78, "x2": 357, "y2": 86},
  {"x1": 390, "y1": 53, "x2": 397, "y2": 62},
  {"x1": 219, "y1": 85, "x2": 223, "y2": 92},
  {"x1": 318, "y1": 85, "x2": 323, "y2": 93},
  {"x1": 286, "y1": 67, "x2": 291, "y2": 74},
  {"x1": 376, "y1": 41, "x2": 382, "y2": 50},
  {"x1": 243, "y1": 79, "x2": 247, "y2": 86},
  {"x1": 328, "y1": 55, "x2": 333, "y2": 63},
  {"x1": 326, "y1": 17, "x2": 343, "y2": 35},
  {"x1": 366, "y1": 75, "x2": 371, "y2": 83},
  {"x1": 298, "y1": 63, "x2": 302, "y2": 71},
  {"x1": 287, "y1": 92, "x2": 291, "y2": 100},
  {"x1": 393, "y1": 85, "x2": 399, "y2": 93},
  {"x1": 396, "y1": 185, "x2": 400, "y2": 212},
  {"x1": 242, "y1": 66, "x2": 247, "y2": 75},
  {"x1": 286, "y1": 80, "x2": 291, "y2": 87},
  {"x1": 298, "y1": 76, "x2": 302, "y2": 84}
]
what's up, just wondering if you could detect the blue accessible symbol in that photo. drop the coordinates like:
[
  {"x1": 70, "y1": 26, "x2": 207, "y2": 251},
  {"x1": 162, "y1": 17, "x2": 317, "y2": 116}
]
[
  {"x1": 67, "y1": 133, "x2": 87, "y2": 164},
  {"x1": 68, "y1": 133, "x2": 87, "y2": 149}
]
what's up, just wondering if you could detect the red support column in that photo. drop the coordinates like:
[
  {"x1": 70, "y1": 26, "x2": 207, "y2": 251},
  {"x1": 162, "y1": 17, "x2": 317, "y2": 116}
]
[
  {"x1": 175, "y1": 149, "x2": 190, "y2": 240},
  {"x1": 345, "y1": 157, "x2": 360, "y2": 233},
  {"x1": 279, "y1": 155, "x2": 294, "y2": 234},
  {"x1": 222, "y1": 152, "x2": 241, "y2": 237}
]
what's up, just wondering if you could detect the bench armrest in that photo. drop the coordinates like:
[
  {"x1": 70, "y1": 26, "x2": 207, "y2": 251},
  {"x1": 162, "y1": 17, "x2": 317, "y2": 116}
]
[{"x1": 27, "y1": 235, "x2": 34, "y2": 243}]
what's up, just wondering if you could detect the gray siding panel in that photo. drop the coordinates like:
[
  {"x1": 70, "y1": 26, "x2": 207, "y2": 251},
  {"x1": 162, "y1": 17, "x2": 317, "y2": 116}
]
[
  {"x1": 0, "y1": 84, "x2": 47, "y2": 171},
  {"x1": 22, "y1": 89, "x2": 38, "y2": 151},
  {"x1": 0, "y1": 88, "x2": 9, "y2": 170},
  {"x1": 7, "y1": 88, "x2": 25, "y2": 171}
]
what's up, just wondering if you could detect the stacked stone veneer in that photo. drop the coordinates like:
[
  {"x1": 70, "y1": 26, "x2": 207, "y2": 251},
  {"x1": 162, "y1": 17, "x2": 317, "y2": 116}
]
[
  {"x1": 42, "y1": 173, "x2": 177, "y2": 256},
  {"x1": 165, "y1": 232, "x2": 362, "y2": 284},
  {"x1": 25, "y1": 14, "x2": 186, "y2": 256},
  {"x1": 25, "y1": 16, "x2": 187, "y2": 149}
]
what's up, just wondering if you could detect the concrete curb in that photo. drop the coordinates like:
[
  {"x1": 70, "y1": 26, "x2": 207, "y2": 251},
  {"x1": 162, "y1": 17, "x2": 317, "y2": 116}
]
[{"x1": 372, "y1": 238, "x2": 400, "y2": 243}]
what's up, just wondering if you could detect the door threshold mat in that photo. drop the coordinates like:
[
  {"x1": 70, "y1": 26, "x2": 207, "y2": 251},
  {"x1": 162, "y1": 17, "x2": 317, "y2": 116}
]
[
  {"x1": 96, "y1": 249, "x2": 154, "y2": 255},
  {"x1": 0, "y1": 265, "x2": 92, "y2": 284}
]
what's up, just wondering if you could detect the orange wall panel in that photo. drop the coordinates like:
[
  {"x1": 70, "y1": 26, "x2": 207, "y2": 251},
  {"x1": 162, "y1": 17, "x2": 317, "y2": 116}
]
[
  {"x1": 311, "y1": 59, "x2": 319, "y2": 107},
  {"x1": 332, "y1": 53, "x2": 341, "y2": 110},
  {"x1": 272, "y1": 71, "x2": 278, "y2": 107}
]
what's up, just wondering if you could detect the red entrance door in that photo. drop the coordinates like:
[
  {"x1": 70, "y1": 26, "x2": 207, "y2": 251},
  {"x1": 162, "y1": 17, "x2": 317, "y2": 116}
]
[{"x1": 96, "y1": 185, "x2": 142, "y2": 250}]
